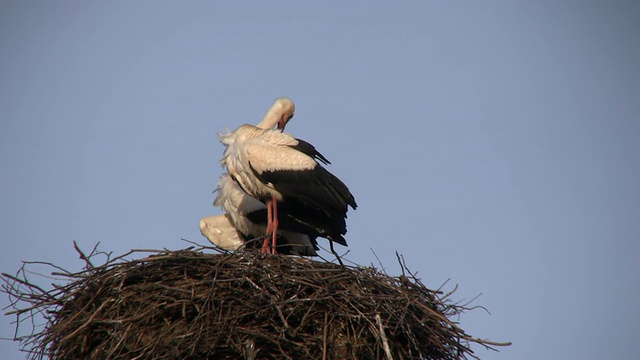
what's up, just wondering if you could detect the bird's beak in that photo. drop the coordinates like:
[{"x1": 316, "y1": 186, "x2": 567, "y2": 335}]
[{"x1": 277, "y1": 120, "x2": 286, "y2": 132}]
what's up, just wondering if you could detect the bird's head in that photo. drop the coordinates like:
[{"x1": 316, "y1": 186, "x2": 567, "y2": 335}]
[
  {"x1": 274, "y1": 97, "x2": 295, "y2": 132},
  {"x1": 257, "y1": 97, "x2": 295, "y2": 131}
]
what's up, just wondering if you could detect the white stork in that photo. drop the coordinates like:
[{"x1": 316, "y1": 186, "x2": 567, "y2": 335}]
[
  {"x1": 213, "y1": 173, "x2": 318, "y2": 255},
  {"x1": 219, "y1": 97, "x2": 357, "y2": 254},
  {"x1": 199, "y1": 214, "x2": 245, "y2": 251}
]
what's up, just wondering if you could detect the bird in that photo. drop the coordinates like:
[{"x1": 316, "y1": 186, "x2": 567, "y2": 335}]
[
  {"x1": 213, "y1": 173, "x2": 318, "y2": 256},
  {"x1": 219, "y1": 97, "x2": 357, "y2": 254},
  {"x1": 199, "y1": 214, "x2": 245, "y2": 251}
]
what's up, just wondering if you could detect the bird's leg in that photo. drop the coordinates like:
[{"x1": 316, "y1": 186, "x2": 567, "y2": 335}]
[
  {"x1": 262, "y1": 200, "x2": 273, "y2": 254},
  {"x1": 271, "y1": 195, "x2": 279, "y2": 254}
]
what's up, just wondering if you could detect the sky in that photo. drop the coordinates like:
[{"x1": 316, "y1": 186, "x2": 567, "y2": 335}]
[{"x1": 1, "y1": 1, "x2": 639, "y2": 359}]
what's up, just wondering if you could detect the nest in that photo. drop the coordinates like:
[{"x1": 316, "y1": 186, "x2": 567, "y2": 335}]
[{"x1": 2, "y1": 243, "x2": 509, "y2": 359}]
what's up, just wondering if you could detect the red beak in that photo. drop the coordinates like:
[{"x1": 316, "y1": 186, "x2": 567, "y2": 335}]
[{"x1": 277, "y1": 120, "x2": 286, "y2": 132}]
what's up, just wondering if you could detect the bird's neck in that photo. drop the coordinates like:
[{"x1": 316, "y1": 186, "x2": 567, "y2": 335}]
[{"x1": 256, "y1": 108, "x2": 280, "y2": 129}]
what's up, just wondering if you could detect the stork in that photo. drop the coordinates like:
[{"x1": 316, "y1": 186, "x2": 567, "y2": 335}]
[
  {"x1": 219, "y1": 97, "x2": 357, "y2": 254},
  {"x1": 199, "y1": 214, "x2": 245, "y2": 251},
  {"x1": 214, "y1": 173, "x2": 318, "y2": 255}
]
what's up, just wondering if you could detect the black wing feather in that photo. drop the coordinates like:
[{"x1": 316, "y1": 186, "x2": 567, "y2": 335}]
[
  {"x1": 250, "y1": 167, "x2": 355, "y2": 246},
  {"x1": 289, "y1": 138, "x2": 331, "y2": 165}
]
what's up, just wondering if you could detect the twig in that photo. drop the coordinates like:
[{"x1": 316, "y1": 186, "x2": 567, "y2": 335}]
[
  {"x1": 375, "y1": 313, "x2": 394, "y2": 360},
  {"x1": 73, "y1": 241, "x2": 94, "y2": 269}
]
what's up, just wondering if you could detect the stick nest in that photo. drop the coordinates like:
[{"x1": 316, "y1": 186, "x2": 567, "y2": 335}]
[{"x1": 2, "y1": 243, "x2": 509, "y2": 359}]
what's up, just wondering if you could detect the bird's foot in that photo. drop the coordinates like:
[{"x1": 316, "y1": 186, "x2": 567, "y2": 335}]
[{"x1": 261, "y1": 237, "x2": 271, "y2": 254}]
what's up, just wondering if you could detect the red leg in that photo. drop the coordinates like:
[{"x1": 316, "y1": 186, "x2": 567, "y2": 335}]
[
  {"x1": 271, "y1": 196, "x2": 278, "y2": 254},
  {"x1": 262, "y1": 200, "x2": 273, "y2": 254}
]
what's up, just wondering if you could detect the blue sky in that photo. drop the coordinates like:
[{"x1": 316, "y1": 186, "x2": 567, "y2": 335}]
[{"x1": 1, "y1": 2, "x2": 638, "y2": 359}]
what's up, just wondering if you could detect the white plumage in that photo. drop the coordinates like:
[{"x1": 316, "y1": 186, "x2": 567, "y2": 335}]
[
  {"x1": 199, "y1": 215, "x2": 244, "y2": 251},
  {"x1": 219, "y1": 98, "x2": 301, "y2": 202},
  {"x1": 220, "y1": 126, "x2": 319, "y2": 200}
]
